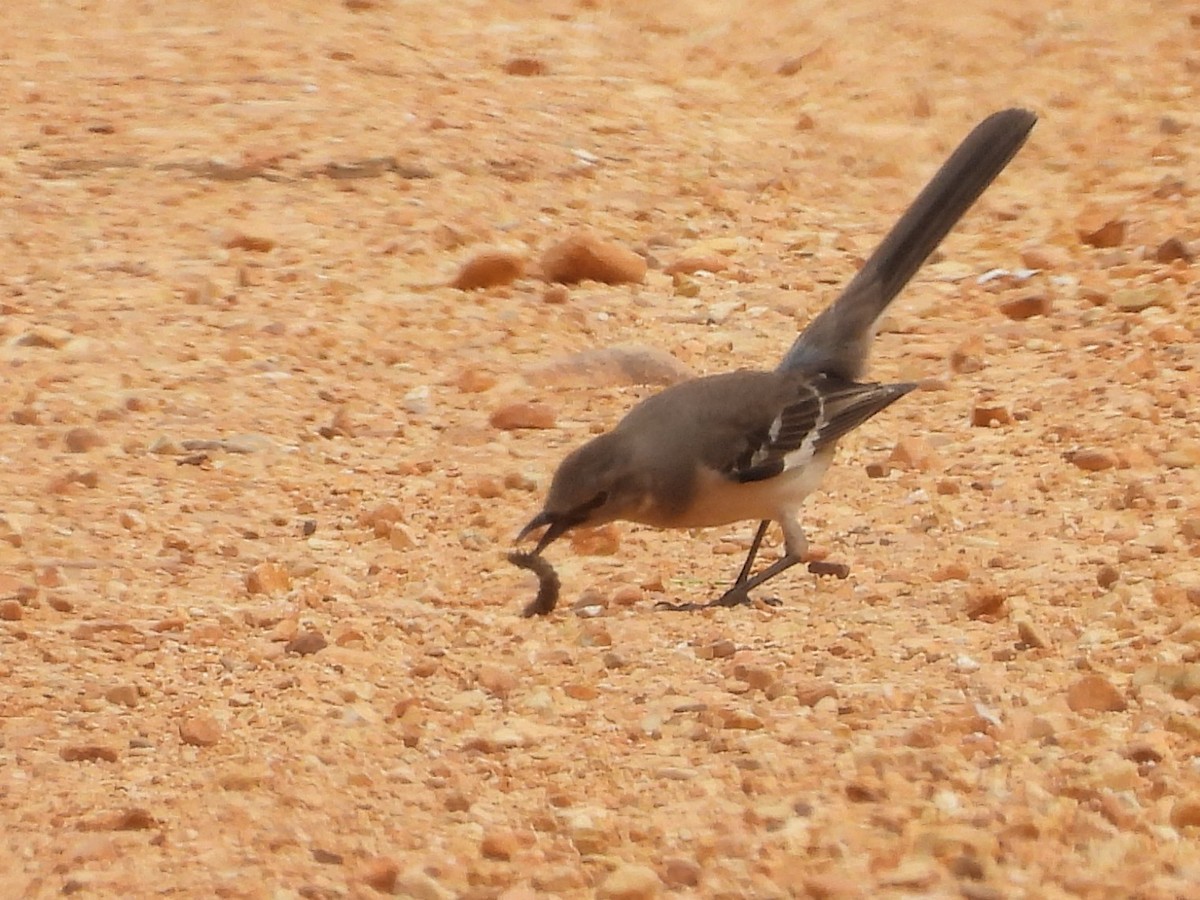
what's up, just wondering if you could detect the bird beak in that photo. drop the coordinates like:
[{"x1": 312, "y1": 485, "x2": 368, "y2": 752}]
[{"x1": 516, "y1": 511, "x2": 572, "y2": 556}]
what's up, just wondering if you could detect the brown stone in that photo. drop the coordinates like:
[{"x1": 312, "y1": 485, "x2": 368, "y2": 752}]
[
  {"x1": 597, "y1": 863, "x2": 662, "y2": 899},
  {"x1": 245, "y1": 562, "x2": 292, "y2": 595},
  {"x1": 479, "y1": 827, "x2": 519, "y2": 860},
  {"x1": 540, "y1": 233, "x2": 647, "y2": 285},
  {"x1": 179, "y1": 713, "x2": 222, "y2": 747},
  {"x1": 971, "y1": 400, "x2": 1012, "y2": 427},
  {"x1": 997, "y1": 294, "x2": 1052, "y2": 320},
  {"x1": 285, "y1": 631, "x2": 327, "y2": 656},
  {"x1": 360, "y1": 857, "x2": 400, "y2": 893},
  {"x1": 60, "y1": 744, "x2": 120, "y2": 763},
  {"x1": 1068, "y1": 448, "x2": 1118, "y2": 472},
  {"x1": 1066, "y1": 674, "x2": 1126, "y2": 713},
  {"x1": 449, "y1": 249, "x2": 524, "y2": 290},
  {"x1": 503, "y1": 56, "x2": 548, "y2": 76},
  {"x1": 64, "y1": 427, "x2": 105, "y2": 453},
  {"x1": 489, "y1": 401, "x2": 556, "y2": 430}
]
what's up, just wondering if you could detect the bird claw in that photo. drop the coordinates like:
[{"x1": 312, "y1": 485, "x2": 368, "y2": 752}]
[
  {"x1": 654, "y1": 599, "x2": 705, "y2": 612},
  {"x1": 653, "y1": 589, "x2": 782, "y2": 612}
]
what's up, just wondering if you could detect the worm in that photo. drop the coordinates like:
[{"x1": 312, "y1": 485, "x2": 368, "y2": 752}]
[{"x1": 507, "y1": 551, "x2": 561, "y2": 617}]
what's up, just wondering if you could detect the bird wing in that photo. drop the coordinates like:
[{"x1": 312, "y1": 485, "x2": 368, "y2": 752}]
[{"x1": 731, "y1": 375, "x2": 916, "y2": 483}]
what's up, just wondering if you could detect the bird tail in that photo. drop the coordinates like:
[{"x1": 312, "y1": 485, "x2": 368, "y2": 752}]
[{"x1": 779, "y1": 108, "x2": 1037, "y2": 379}]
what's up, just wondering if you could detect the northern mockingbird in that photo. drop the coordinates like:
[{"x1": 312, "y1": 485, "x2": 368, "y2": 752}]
[{"x1": 517, "y1": 109, "x2": 1036, "y2": 610}]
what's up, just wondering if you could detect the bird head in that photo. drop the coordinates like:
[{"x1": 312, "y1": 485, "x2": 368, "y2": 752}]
[{"x1": 516, "y1": 431, "x2": 638, "y2": 554}]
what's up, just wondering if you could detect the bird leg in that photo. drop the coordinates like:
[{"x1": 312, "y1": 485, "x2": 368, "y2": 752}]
[
  {"x1": 657, "y1": 519, "x2": 806, "y2": 611},
  {"x1": 731, "y1": 520, "x2": 771, "y2": 586}
]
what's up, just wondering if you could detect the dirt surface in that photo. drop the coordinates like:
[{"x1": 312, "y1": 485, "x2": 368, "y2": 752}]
[{"x1": 3, "y1": 1, "x2": 1200, "y2": 897}]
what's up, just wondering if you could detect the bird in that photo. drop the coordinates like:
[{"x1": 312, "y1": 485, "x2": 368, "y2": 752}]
[{"x1": 516, "y1": 108, "x2": 1036, "y2": 610}]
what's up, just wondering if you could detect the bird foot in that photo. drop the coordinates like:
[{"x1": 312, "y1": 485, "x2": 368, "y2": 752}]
[{"x1": 654, "y1": 587, "x2": 782, "y2": 612}]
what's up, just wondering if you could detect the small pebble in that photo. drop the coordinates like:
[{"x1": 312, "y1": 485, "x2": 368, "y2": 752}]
[
  {"x1": 60, "y1": 744, "x2": 120, "y2": 763},
  {"x1": 540, "y1": 233, "x2": 647, "y2": 285},
  {"x1": 285, "y1": 631, "x2": 328, "y2": 656},
  {"x1": 245, "y1": 562, "x2": 292, "y2": 595},
  {"x1": 503, "y1": 56, "x2": 548, "y2": 76},
  {"x1": 489, "y1": 402, "x2": 556, "y2": 430},
  {"x1": 1068, "y1": 448, "x2": 1119, "y2": 472},
  {"x1": 450, "y1": 249, "x2": 524, "y2": 290},
  {"x1": 360, "y1": 858, "x2": 400, "y2": 893},
  {"x1": 179, "y1": 713, "x2": 222, "y2": 747},
  {"x1": 1066, "y1": 674, "x2": 1126, "y2": 713},
  {"x1": 998, "y1": 294, "x2": 1052, "y2": 320},
  {"x1": 596, "y1": 863, "x2": 662, "y2": 900},
  {"x1": 64, "y1": 427, "x2": 105, "y2": 453},
  {"x1": 971, "y1": 400, "x2": 1012, "y2": 427},
  {"x1": 480, "y1": 827, "x2": 520, "y2": 860}
]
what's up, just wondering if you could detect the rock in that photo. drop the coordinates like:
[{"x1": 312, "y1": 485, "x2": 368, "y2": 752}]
[
  {"x1": 540, "y1": 233, "x2": 647, "y2": 285},
  {"x1": 401, "y1": 386, "x2": 430, "y2": 416},
  {"x1": 793, "y1": 680, "x2": 838, "y2": 707},
  {"x1": 489, "y1": 401, "x2": 556, "y2": 430},
  {"x1": 998, "y1": 294, "x2": 1052, "y2": 320},
  {"x1": 889, "y1": 436, "x2": 940, "y2": 472},
  {"x1": 696, "y1": 638, "x2": 736, "y2": 660},
  {"x1": 1019, "y1": 245, "x2": 1070, "y2": 269},
  {"x1": 865, "y1": 461, "x2": 890, "y2": 478},
  {"x1": 564, "y1": 682, "x2": 599, "y2": 700},
  {"x1": 663, "y1": 255, "x2": 729, "y2": 275},
  {"x1": 661, "y1": 857, "x2": 701, "y2": 888},
  {"x1": 245, "y1": 562, "x2": 291, "y2": 595},
  {"x1": 569, "y1": 523, "x2": 621, "y2": 556},
  {"x1": 392, "y1": 869, "x2": 453, "y2": 900},
  {"x1": 1170, "y1": 797, "x2": 1200, "y2": 829},
  {"x1": 105, "y1": 808, "x2": 157, "y2": 831},
  {"x1": 388, "y1": 523, "x2": 417, "y2": 549},
  {"x1": 360, "y1": 501, "x2": 405, "y2": 536},
  {"x1": 64, "y1": 427, "x2": 105, "y2": 453},
  {"x1": 220, "y1": 230, "x2": 276, "y2": 252},
  {"x1": 965, "y1": 588, "x2": 1005, "y2": 620},
  {"x1": 971, "y1": 400, "x2": 1012, "y2": 427},
  {"x1": 468, "y1": 475, "x2": 504, "y2": 499},
  {"x1": 719, "y1": 707, "x2": 764, "y2": 730},
  {"x1": 524, "y1": 344, "x2": 693, "y2": 389},
  {"x1": 60, "y1": 744, "x2": 119, "y2": 763},
  {"x1": 1076, "y1": 209, "x2": 1127, "y2": 248},
  {"x1": 480, "y1": 828, "x2": 519, "y2": 860},
  {"x1": 455, "y1": 366, "x2": 497, "y2": 393},
  {"x1": 285, "y1": 631, "x2": 327, "y2": 656},
  {"x1": 360, "y1": 857, "x2": 400, "y2": 893},
  {"x1": 0, "y1": 599, "x2": 23, "y2": 621},
  {"x1": 578, "y1": 622, "x2": 612, "y2": 647},
  {"x1": 1113, "y1": 286, "x2": 1169, "y2": 313},
  {"x1": 105, "y1": 684, "x2": 139, "y2": 707},
  {"x1": 1159, "y1": 444, "x2": 1200, "y2": 468},
  {"x1": 179, "y1": 713, "x2": 222, "y2": 747},
  {"x1": 503, "y1": 56, "x2": 548, "y2": 76},
  {"x1": 449, "y1": 249, "x2": 524, "y2": 290},
  {"x1": 1066, "y1": 674, "x2": 1126, "y2": 713},
  {"x1": 597, "y1": 863, "x2": 662, "y2": 900},
  {"x1": 950, "y1": 336, "x2": 986, "y2": 374},
  {"x1": 477, "y1": 664, "x2": 517, "y2": 697},
  {"x1": 1015, "y1": 617, "x2": 1049, "y2": 649},
  {"x1": 1155, "y1": 237, "x2": 1192, "y2": 263},
  {"x1": 1068, "y1": 448, "x2": 1118, "y2": 472},
  {"x1": 542, "y1": 284, "x2": 569, "y2": 304},
  {"x1": 932, "y1": 562, "x2": 970, "y2": 582}
]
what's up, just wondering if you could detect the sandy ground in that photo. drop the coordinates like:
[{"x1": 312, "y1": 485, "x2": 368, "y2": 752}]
[{"x1": 2, "y1": 0, "x2": 1200, "y2": 897}]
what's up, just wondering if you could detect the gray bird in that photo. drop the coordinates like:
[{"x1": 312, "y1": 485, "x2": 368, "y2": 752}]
[{"x1": 518, "y1": 109, "x2": 1037, "y2": 609}]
